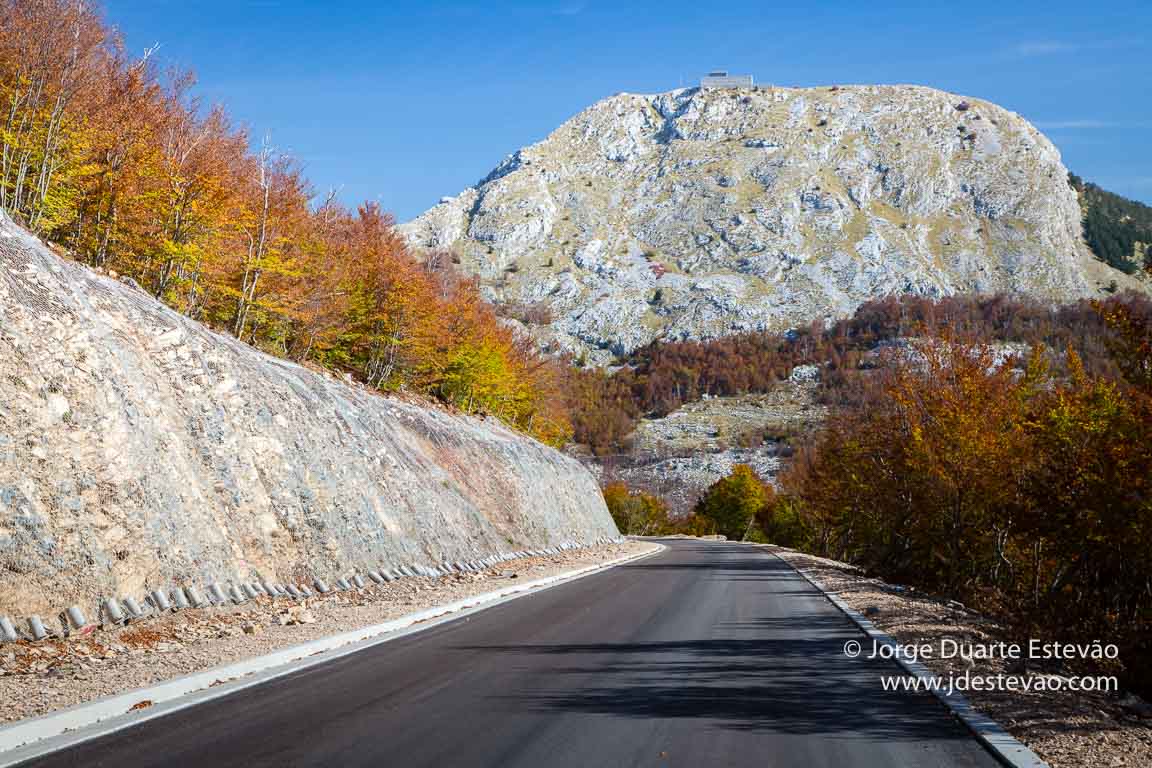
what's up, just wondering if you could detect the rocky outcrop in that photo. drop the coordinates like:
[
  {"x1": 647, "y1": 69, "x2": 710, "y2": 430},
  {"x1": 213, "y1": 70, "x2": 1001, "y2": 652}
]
[
  {"x1": 0, "y1": 212, "x2": 618, "y2": 615},
  {"x1": 596, "y1": 374, "x2": 826, "y2": 515},
  {"x1": 403, "y1": 84, "x2": 1133, "y2": 364}
]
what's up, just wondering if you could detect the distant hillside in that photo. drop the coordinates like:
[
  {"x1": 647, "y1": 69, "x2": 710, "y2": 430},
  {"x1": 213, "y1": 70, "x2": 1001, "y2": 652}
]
[
  {"x1": 1071, "y1": 174, "x2": 1152, "y2": 275},
  {"x1": 566, "y1": 291, "x2": 1151, "y2": 455}
]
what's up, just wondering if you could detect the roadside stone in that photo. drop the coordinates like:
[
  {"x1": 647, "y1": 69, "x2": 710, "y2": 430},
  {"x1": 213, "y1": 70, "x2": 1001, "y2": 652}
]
[{"x1": 0, "y1": 541, "x2": 651, "y2": 726}]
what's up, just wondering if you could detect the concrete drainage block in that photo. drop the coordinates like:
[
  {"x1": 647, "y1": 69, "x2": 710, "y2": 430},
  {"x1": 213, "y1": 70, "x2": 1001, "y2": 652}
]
[
  {"x1": 170, "y1": 588, "x2": 190, "y2": 610},
  {"x1": 101, "y1": 598, "x2": 127, "y2": 625},
  {"x1": 149, "y1": 590, "x2": 173, "y2": 613},
  {"x1": 0, "y1": 616, "x2": 18, "y2": 643},
  {"x1": 65, "y1": 606, "x2": 87, "y2": 631},
  {"x1": 207, "y1": 583, "x2": 227, "y2": 605},
  {"x1": 185, "y1": 586, "x2": 207, "y2": 608},
  {"x1": 122, "y1": 596, "x2": 147, "y2": 619},
  {"x1": 28, "y1": 615, "x2": 49, "y2": 641}
]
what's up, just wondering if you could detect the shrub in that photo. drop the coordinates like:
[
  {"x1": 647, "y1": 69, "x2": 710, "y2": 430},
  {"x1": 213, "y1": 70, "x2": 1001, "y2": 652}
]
[
  {"x1": 602, "y1": 482, "x2": 671, "y2": 535},
  {"x1": 694, "y1": 464, "x2": 774, "y2": 540}
]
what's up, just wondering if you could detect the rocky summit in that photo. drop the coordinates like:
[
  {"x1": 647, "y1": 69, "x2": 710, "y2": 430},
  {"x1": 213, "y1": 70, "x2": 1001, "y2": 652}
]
[{"x1": 403, "y1": 84, "x2": 1131, "y2": 364}]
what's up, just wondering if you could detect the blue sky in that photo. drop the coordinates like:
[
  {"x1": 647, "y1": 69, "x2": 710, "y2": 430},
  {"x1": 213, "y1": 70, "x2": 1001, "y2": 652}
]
[{"x1": 106, "y1": 0, "x2": 1151, "y2": 220}]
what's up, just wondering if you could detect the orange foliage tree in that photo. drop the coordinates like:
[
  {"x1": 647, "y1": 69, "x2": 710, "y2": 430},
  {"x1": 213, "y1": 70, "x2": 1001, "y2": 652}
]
[
  {"x1": 0, "y1": 0, "x2": 569, "y2": 445},
  {"x1": 778, "y1": 307, "x2": 1152, "y2": 694}
]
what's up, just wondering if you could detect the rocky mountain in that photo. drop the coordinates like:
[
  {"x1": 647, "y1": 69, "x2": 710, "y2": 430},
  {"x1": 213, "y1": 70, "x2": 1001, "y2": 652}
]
[
  {"x1": 0, "y1": 212, "x2": 617, "y2": 616},
  {"x1": 597, "y1": 368, "x2": 827, "y2": 515},
  {"x1": 403, "y1": 84, "x2": 1137, "y2": 364}
]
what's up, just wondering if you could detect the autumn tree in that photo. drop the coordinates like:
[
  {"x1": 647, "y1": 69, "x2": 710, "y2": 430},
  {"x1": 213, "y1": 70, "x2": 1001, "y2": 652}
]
[
  {"x1": 756, "y1": 495, "x2": 810, "y2": 549},
  {"x1": 602, "y1": 482, "x2": 670, "y2": 536},
  {"x1": 0, "y1": 0, "x2": 572, "y2": 447},
  {"x1": 776, "y1": 305, "x2": 1152, "y2": 695},
  {"x1": 694, "y1": 464, "x2": 774, "y2": 541},
  {"x1": 0, "y1": 0, "x2": 108, "y2": 231}
]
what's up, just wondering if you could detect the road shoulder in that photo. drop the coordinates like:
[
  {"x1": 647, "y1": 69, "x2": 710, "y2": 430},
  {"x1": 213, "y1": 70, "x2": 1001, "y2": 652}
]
[
  {"x1": 0, "y1": 541, "x2": 662, "y2": 765},
  {"x1": 768, "y1": 544, "x2": 1151, "y2": 768}
]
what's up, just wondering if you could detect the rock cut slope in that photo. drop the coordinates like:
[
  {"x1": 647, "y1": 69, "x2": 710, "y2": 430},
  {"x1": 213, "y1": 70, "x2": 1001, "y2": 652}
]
[
  {"x1": 0, "y1": 212, "x2": 617, "y2": 615},
  {"x1": 404, "y1": 84, "x2": 1128, "y2": 363}
]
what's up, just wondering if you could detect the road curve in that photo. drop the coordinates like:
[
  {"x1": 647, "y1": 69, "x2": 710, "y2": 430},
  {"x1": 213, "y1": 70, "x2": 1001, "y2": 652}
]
[{"x1": 23, "y1": 540, "x2": 1001, "y2": 767}]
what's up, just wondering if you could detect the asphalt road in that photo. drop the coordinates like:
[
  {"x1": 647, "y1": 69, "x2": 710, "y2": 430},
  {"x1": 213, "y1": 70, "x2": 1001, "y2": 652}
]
[{"x1": 24, "y1": 540, "x2": 1001, "y2": 767}]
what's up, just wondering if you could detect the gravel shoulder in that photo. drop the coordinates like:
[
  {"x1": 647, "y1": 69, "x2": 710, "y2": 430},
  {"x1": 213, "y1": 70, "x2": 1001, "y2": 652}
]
[
  {"x1": 0, "y1": 541, "x2": 656, "y2": 725},
  {"x1": 768, "y1": 545, "x2": 1152, "y2": 768}
]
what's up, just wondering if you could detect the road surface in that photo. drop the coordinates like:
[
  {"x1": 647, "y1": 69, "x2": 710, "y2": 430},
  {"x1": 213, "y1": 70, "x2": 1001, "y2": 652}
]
[{"x1": 24, "y1": 540, "x2": 1001, "y2": 767}]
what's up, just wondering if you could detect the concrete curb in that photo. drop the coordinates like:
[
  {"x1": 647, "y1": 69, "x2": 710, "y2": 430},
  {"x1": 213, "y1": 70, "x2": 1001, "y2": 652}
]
[
  {"x1": 771, "y1": 549, "x2": 1049, "y2": 768},
  {"x1": 0, "y1": 543, "x2": 665, "y2": 766}
]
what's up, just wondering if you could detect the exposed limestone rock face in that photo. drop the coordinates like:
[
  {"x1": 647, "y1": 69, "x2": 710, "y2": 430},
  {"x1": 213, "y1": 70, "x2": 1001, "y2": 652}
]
[
  {"x1": 594, "y1": 378, "x2": 827, "y2": 515},
  {"x1": 403, "y1": 84, "x2": 1126, "y2": 364},
  {"x1": 0, "y1": 212, "x2": 617, "y2": 615}
]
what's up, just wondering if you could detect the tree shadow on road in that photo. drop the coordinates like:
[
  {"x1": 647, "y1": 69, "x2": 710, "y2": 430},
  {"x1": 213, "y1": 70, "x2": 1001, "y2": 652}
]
[
  {"x1": 460, "y1": 628, "x2": 975, "y2": 740},
  {"x1": 453, "y1": 541, "x2": 981, "y2": 742},
  {"x1": 620, "y1": 546, "x2": 829, "y2": 585}
]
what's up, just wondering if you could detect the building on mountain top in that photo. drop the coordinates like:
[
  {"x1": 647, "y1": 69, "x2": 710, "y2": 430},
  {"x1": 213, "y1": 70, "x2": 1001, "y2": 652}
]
[{"x1": 701, "y1": 70, "x2": 754, "y2": 88}]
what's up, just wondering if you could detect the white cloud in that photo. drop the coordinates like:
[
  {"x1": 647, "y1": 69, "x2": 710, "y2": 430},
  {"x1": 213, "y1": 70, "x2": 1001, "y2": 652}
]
[
  {"x1": 1012, "y1": 41, "x2": 1081, "y2": 57},
  {"x1": 1034, "y1": 120, "x2": 1152, "y2": 130},
  {"x1": 1010, "y1": 38, "x2": 1142, "y2": 58},
  {"x1": 1034, "y1": 120, "x2": 1113, "y2": 129}
]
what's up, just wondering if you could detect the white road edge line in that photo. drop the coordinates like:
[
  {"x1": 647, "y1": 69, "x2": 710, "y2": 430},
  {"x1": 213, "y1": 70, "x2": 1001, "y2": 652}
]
[
  {"x1": 766, "y1": 547, "x2": 1050, "y2": 768},
  {"x1": 0, "y1": 542, "x2": 666, "y2": 767}
]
